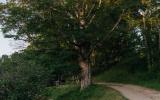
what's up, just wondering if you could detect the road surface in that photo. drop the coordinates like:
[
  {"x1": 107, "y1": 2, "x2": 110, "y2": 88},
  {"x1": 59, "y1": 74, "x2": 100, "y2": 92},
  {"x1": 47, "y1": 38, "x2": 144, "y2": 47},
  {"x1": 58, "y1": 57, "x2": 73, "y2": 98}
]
[{"x1": 97, "y1": 83, "x2": 160, "y2": 100}]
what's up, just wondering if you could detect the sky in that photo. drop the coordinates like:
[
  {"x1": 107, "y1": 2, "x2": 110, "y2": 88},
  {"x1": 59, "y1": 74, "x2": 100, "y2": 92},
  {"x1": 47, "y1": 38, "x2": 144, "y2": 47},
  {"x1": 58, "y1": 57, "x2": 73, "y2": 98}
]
[
  {"x1": 0, "y1": 0, "x2": 6, "y2": 3},
  {"x1": 0, "y1": 33, "x2": 19, "y2": 56},
  {"x1": 0, "y1": 0, "x2": 27, "y2": 56}
]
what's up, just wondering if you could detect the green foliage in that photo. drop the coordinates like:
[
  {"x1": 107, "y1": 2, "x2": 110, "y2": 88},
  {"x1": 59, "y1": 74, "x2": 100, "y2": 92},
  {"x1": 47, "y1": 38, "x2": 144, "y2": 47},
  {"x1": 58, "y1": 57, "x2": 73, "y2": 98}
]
[
  {"x1": 95, "y1": 66, "x2": 160, "y2": 90},
  {"x1": 1, "y1": 0, "x2": 159, "y2": 74},
  {"x1": 95, "y1": 68, "x2": 132, "y2": 83},
  {"x1": 0, "y1": 49, "x2": 80, "y2": 100},
  {"x1": 0, "y1": 52, "x2": 50, "y2": 100}
]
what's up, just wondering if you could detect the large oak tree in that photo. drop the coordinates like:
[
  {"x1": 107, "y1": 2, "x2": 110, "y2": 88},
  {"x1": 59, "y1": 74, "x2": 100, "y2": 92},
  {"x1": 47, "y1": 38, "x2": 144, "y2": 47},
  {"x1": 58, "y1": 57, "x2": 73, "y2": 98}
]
[{"x1": 0, "y1": 0, "x2": 150, "y2": 89}]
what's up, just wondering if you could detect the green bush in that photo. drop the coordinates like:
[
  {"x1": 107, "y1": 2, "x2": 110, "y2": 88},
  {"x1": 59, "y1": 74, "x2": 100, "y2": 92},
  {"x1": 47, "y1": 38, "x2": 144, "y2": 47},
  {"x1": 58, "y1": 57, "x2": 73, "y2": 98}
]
[
  {"x1": 0, "y1": 53, "x2": 50, "y2": 100},
  {"x1": 0, "y1": 50, "x2": 80, "y2": 100}
]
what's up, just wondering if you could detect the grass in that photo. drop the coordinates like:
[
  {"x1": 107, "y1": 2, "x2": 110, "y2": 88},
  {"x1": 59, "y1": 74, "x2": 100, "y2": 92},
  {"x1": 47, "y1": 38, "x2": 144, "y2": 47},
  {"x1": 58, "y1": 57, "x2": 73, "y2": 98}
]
[
  {"x1": 94, "y1": 67, "x2": 160, "y2": 91},
  {"x1": 43, "y1": 84, "x2": 127, "y2": 100}
]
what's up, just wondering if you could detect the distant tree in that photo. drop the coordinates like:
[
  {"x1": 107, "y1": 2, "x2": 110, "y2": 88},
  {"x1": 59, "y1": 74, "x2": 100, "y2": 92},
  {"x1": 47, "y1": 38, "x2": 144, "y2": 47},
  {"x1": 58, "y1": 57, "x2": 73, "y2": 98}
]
[{"x1": 140, "y1": 0, "x2": 160, "y2": 70}]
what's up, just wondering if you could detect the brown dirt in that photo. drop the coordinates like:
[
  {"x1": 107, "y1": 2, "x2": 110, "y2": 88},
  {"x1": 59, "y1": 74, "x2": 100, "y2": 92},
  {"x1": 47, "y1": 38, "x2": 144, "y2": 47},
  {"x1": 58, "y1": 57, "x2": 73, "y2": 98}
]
[{"x1": 97, "y1": 83, "x2": 160, "y2": 100}]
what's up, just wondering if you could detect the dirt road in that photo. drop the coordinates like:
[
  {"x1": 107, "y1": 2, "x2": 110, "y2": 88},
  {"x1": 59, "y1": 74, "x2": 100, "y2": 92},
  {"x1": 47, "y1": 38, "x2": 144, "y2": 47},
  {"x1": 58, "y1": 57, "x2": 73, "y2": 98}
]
[{"x1": 97, "y1": 83, "x2": 160, "y2": 100}]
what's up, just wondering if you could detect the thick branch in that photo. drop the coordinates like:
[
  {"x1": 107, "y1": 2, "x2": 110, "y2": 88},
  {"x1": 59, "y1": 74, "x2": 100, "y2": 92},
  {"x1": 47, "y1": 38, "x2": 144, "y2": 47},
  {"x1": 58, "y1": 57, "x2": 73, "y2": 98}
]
[{"x1": 87, "y1": 9, "x2": 125, "y2": 57}]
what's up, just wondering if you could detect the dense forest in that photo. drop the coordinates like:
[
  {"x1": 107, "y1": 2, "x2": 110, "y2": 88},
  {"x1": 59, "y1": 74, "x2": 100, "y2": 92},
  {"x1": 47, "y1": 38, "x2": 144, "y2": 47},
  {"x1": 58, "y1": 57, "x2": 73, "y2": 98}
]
[{"x1": 0, "y1": 0, "x2": 160, "y2": 100}]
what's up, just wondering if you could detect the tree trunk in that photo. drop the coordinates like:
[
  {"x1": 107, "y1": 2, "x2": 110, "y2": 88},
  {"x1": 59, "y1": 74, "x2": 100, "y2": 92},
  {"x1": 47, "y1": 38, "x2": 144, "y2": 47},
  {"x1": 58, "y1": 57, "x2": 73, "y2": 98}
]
[
  {"x1": 79, "y1": 56, "x2": 91, "y2": 90},
  {"x1": 159, "y1": 31, "x2": 160, "y2": 53},
  {"x1": 143, "y1": 17, "x2": 152, "y2": 70},
  {"x1": 143, "y1": 33, "x2": 152, "y2": 70},
  {"x1": 158, "y1": 31, "x2": 160, "y2": 64}
]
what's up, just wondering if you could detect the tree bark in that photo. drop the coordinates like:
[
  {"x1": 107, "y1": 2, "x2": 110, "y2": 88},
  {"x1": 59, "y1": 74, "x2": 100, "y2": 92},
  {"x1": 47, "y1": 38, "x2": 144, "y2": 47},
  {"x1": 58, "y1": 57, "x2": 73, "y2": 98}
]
[
  {"x1": 143, "y1": 17, "x2": 152, "y2": 70},
  {"x1": 159, "y1": 31, "x2": 160, "y2": 53},
  {"x1": 158, "y1": 31, "x2": 160, "y2": 64},
  {"x1": 79, "y1": 56, "x2": 91, "y2": 90}
]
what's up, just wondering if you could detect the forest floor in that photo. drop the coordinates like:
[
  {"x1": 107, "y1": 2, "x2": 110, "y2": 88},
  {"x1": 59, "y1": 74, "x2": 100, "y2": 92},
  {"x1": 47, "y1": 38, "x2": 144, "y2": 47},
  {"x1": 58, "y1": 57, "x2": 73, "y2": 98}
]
[{"x1": 97, "y1": 82, "x2": 160, "y2": 100}]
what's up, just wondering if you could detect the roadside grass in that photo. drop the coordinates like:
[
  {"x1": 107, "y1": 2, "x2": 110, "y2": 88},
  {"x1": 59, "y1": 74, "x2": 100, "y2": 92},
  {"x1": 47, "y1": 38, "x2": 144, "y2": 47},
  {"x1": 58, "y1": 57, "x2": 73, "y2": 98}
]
[
  {"x1": 42, "y1": 84, "x2": 127, "y2": 100},
  {"x1": 94, "y1": 67, "x2": 160, "y2": 91}
]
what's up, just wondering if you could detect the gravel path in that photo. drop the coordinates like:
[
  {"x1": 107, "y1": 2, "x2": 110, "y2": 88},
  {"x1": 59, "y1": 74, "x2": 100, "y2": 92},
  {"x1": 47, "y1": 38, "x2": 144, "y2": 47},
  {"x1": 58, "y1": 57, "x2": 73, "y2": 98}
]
[{"x1": 97, "y1": 83, "x2": 160, "y2": 100}]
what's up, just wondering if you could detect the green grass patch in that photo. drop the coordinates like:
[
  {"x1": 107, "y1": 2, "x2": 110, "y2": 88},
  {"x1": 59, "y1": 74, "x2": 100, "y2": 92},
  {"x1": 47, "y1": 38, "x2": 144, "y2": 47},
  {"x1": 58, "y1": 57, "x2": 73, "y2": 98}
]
[
  {"x1": 43, "y1": 84, "x2": 127, "y2": 100},
  {"x1": 94, "y1": 68, "x2": 160, "y2": 91}
]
